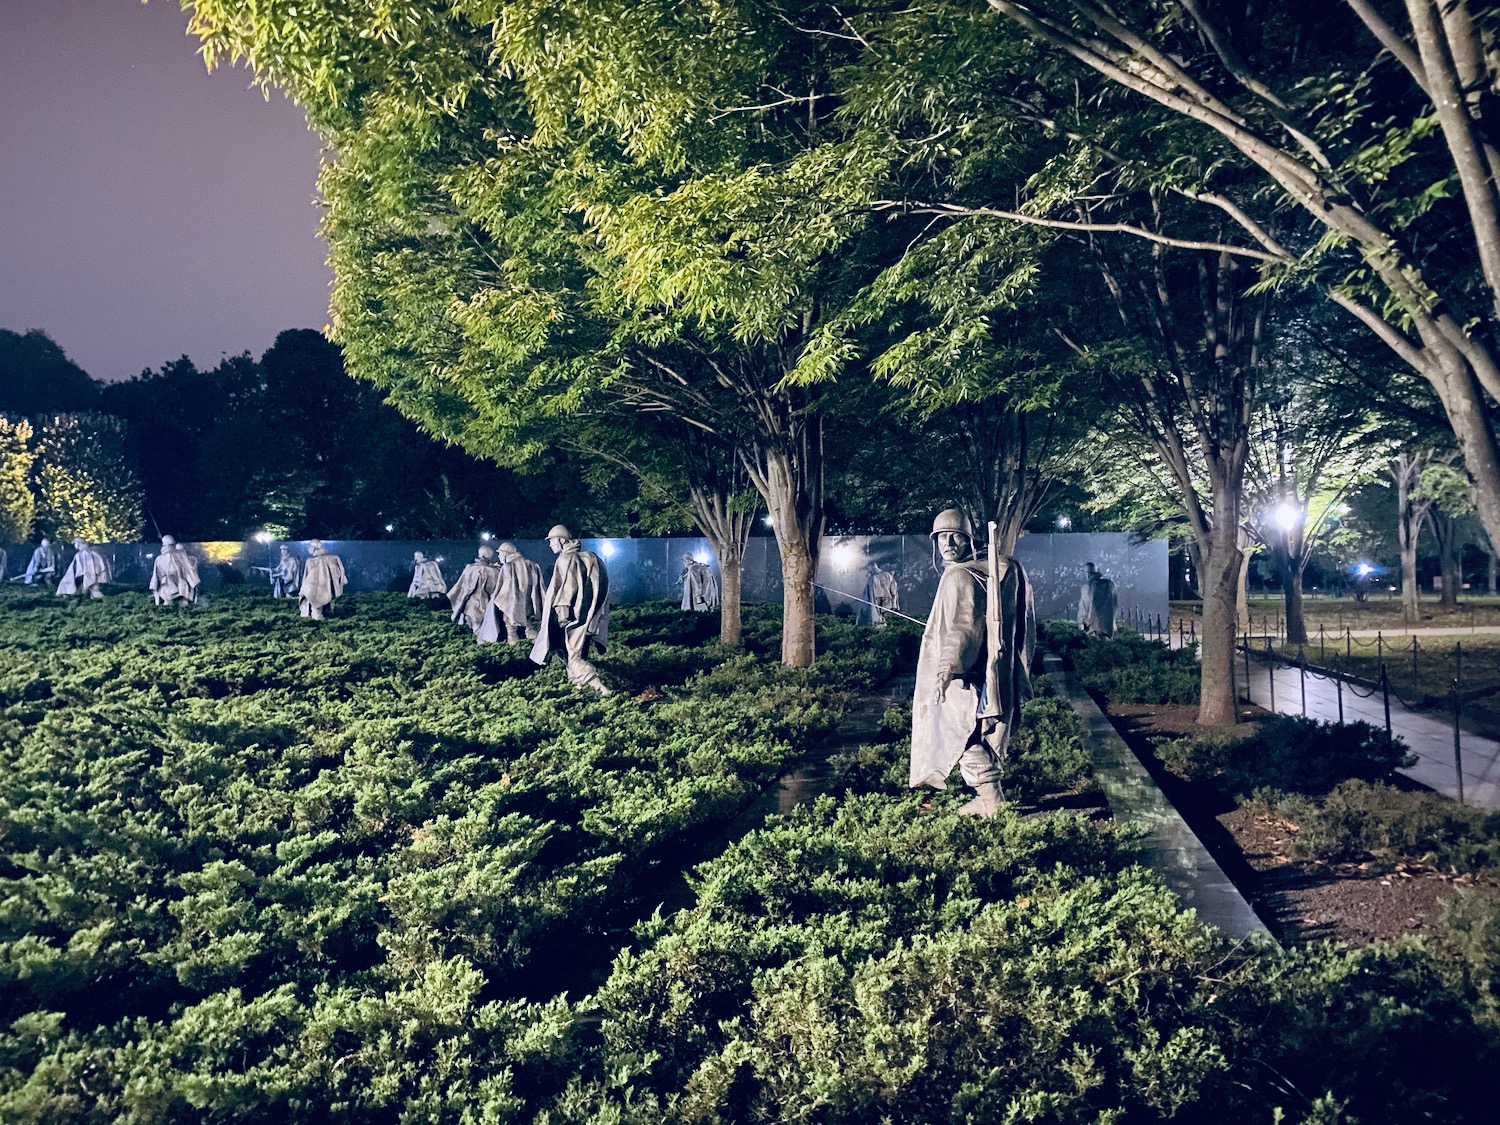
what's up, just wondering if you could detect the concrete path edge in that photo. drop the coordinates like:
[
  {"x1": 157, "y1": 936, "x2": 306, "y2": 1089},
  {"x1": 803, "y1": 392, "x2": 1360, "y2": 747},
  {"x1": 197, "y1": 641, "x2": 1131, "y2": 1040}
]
[{"x1": 1046, "y1": 657, "x2": 1273, "y2": 942}]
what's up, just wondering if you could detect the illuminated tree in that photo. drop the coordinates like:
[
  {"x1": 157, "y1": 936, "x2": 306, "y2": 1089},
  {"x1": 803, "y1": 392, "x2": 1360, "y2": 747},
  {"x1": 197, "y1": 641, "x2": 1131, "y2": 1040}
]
[
  {"x1": 32, "y1": 414, "x2": 144, "y2": 542},
  {"x1": 0, "y1": 416, "x2": 36, "y2": 544}
]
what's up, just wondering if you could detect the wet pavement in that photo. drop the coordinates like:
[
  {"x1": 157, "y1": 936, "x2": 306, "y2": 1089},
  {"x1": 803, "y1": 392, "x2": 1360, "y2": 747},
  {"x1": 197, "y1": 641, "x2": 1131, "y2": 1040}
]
[
  {"x1": 1243, "y1": 660, "x2": 1500, "y2": 810},
  {"x1": 1049, "y1": 657, "x2": 1273, "y2": 942}
]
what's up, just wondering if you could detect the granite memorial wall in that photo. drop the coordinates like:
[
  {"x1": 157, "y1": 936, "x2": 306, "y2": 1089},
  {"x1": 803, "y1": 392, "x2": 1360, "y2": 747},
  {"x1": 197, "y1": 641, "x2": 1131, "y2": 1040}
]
[{"x1": 2, "y1": 532, "x2": 1168, "y2": 626}]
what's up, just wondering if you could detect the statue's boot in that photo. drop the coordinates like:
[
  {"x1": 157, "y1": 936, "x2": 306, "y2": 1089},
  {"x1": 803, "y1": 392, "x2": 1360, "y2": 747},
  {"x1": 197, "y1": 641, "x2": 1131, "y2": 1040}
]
[{"x1": 957, "y1": 781, "x2": 1003, "y2": 818}]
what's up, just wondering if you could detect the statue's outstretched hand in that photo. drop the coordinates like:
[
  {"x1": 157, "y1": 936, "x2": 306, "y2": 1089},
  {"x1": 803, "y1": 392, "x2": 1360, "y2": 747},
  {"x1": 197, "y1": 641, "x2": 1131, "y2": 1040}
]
[{"x1": 934, "y1": 670, "x2": 953, "y2": 704}]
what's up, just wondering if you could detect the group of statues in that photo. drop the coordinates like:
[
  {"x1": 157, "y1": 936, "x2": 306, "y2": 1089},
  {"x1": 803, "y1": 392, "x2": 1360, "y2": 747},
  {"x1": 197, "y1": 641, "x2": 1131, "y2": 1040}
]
[
  {"x1": 5, "y1": 517, "x2": 1129, "y2": 818},
  {"x1": 409, "y1": 528, "x2": 612, "y2": 695}
]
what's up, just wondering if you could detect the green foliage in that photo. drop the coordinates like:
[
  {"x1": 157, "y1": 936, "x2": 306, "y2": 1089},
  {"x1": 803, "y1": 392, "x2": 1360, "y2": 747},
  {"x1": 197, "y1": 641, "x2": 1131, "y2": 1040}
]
[
  {"x1": 1006, "y1": 693, "x2": 1094, "y2": 801},
  {"x1": 1068, "y1": 630, "x2": 1201, "y2": 705},
  {"x1": 1249, "y1": 780, "x2": 1500, "y2": 875},
  {"x1": 0, "y1": 588, "x2": 843, "y2": 1118},
  {"x1": 0, "y1": 587, "x2": 1496, "y2": 1120},
  {"x1": 0, "y1": 416, "x2": 36, "y2": 542},
  {"x1": 1435, "y1": 889, "x2": 1500, "y2": 1029},
  {"x1": 1161, "y1": 715, "x2": 1414, "y2": 797},
  {"x1": 555, "y1": 794, "x2": 1497, "y2": 1124},
  {"x1": 29, "y1": 413, "x2": 144, "y2": 541}
]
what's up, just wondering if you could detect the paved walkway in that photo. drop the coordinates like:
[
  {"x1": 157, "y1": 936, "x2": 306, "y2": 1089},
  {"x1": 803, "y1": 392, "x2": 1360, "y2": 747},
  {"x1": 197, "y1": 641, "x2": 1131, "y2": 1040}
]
[
  {"x1": 1242, "y1": 659, "x2": 1500, "y2": 809},
  {"x1": 1050, "y1": 660, "x2": 1271, "y2": 942}
]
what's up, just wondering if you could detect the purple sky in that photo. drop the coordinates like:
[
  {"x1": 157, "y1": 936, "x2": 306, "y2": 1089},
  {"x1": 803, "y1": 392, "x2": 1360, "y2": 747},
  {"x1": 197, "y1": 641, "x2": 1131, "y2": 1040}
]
[{"x1": 0, "y1": 0, "x2": 332, "y2": 382}]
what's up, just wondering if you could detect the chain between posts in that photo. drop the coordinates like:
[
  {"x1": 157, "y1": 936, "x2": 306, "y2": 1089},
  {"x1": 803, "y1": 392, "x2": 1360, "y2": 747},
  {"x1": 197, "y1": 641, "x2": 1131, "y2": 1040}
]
[{"x1": 1234, "y1": 631, "x2": 1472, "y2": 803}]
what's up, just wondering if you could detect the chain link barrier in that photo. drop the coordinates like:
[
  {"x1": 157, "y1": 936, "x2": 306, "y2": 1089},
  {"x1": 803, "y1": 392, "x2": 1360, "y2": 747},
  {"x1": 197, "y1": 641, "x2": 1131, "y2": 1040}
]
[{"x1": 1231, "y1": 630, "x2": 1470, "y2": 804}]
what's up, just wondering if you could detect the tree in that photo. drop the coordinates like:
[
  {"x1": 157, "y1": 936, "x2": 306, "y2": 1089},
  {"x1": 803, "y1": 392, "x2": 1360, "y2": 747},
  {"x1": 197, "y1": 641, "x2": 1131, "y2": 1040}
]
[
  {"x1": 1061, "y1": 240, "x2": 1265, "y2": 726},
  {"x1": 0, "y1": 329, "x2": 100, "y2": 415},
  {"x1": 0, "y1": 416, "x2": 36, "y2": 542},
  {"x1": 31, "y1": 414, "x2": 144, "y2": 542},
  {"x1": 1389, "y1": 451, "x2": 1443, "y2": 624},
  {"x1": 1418, "y1": 460, "x2": 1474, "y2": 607},
  {"x1": 101, "y1": 330, "x2": 580, "y2": 540},
  {"x1": 983, "y1": 0, "x2": 1500, "y2": 577},
  {"x1": 1243, "y1": 356, "x2": 1388, "y2": 643},
  {"x1": 573, "y1": 413, "x2": 758, "y2": 648},
  {"x1": 184, "y1": 1, "x2": 914, "y2": 666}
]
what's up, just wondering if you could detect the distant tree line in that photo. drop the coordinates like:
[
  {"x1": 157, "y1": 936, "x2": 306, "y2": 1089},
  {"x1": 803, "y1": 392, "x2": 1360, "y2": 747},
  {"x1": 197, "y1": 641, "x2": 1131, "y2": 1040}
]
[{"x1": 0, "y1": 327, "x2": 621, "y2": 543}]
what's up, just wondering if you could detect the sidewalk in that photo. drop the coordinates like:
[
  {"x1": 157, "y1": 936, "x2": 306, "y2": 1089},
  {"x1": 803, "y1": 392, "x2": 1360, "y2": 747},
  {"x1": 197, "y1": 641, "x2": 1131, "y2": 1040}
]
[{"x1": 1242, "y1": 660, "x2": 1500, "y2": 810}]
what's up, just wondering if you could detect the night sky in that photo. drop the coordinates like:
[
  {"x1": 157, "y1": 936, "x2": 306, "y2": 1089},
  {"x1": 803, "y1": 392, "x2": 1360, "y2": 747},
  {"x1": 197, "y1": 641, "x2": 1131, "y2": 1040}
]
[{"x1": 0, "y1": 0, "x2": 331, "y2": 382}]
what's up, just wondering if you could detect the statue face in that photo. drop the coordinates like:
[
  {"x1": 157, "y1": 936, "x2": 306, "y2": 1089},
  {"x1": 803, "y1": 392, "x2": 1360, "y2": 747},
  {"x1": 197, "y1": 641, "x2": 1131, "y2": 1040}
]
[
  {"x1": 935, "y1": 531, "x2": 970, "y2": 563},
  {"x1": 547, "y1": 537, "x2": 565, "y2": 555}
]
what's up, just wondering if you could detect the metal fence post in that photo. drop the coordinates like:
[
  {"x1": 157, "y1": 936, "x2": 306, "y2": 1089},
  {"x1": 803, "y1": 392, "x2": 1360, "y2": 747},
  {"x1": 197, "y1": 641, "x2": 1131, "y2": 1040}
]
[
  {"x1": 1267, "y1": 636, "x2": 1277, "y2": 711},
  {"x1": 1299, "y1": 646, "x2": 1307, "y2": 716},
  {"x1": 1229, "y1": 625, "x2": 1238, "y2": 713},
  {"x1": 1452, "y1": 678, "x2": 1466, "y2": 805},
  {"x1": 1243, "y1": 639, "x2": 1252, "y2": 703},
  {"x1": 1377, "y1": 631, "x2": 1384, "y2": 662},
  {"x1": 1346, "y1": 626, "x2": 1351, "y2": 659},
  {"x1": 1381, "y1": 663, "x2": 1392, "y2": 746},
  {"x1": 1319, "y1": 623, "x2": 1326, "y2": 664},
  {"x1": 1411, "y1": 635, "x2": 1419, "y2": 694},
  {"x1": 1336, "y1": 675, "x2": 1344, "y2": 724}
]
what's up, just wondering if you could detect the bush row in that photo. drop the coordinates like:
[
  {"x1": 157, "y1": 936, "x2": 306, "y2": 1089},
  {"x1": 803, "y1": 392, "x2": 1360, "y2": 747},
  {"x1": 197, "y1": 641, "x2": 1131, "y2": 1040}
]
[{"x1": 0, "y1": 591, "x2": 900, "y2": 1121}]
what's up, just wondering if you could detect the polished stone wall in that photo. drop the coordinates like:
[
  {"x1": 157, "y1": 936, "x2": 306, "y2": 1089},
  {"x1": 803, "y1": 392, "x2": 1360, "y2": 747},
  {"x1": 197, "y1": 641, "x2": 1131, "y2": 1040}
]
[{"x1": 3, "y1": 532, "x2": 1167, "y2": 626}]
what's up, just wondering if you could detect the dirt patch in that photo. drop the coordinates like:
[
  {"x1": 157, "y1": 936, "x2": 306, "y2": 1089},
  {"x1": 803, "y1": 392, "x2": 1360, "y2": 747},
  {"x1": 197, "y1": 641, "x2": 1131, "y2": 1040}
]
[
  {"x1": 1095, "y1": 694, "x2": 1496, "y2": 947},
  {"x1": 1218, "y1": 804, "x2": 1474, "y2": 945}
]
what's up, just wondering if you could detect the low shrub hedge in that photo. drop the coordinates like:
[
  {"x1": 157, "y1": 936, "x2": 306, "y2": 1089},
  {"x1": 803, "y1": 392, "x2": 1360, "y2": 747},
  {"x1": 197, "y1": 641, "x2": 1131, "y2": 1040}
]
[
  {"x1": 1062, "y1": 627, "x2": 1201, "y2": 705},
  {"x1": 1249, "y1": 779, "x2": 1500, "y2": 874},
  {"x1": 1159, "y1": 714, "x2": 1415, "y2": 797}
]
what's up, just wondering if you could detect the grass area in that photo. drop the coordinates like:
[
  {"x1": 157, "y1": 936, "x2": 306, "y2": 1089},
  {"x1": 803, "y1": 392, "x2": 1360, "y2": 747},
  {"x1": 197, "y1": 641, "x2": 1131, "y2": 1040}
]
[{"x1": 1173, "y1": 594, "x2": 1500, "y2": 635}]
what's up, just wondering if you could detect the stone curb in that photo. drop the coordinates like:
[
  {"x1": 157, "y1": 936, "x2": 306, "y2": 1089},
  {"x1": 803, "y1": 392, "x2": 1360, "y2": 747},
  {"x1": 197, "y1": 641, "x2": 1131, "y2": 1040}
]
[{"x1": 1046, "y1": 657, "x2": 1273, "y2": 942}]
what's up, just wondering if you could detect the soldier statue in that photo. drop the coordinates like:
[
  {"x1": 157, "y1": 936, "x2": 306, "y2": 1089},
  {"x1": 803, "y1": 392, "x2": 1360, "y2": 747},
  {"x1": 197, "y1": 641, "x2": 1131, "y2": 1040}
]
[{"x1": 910, "y1": 509, "x2": 1034, "y2": 817}]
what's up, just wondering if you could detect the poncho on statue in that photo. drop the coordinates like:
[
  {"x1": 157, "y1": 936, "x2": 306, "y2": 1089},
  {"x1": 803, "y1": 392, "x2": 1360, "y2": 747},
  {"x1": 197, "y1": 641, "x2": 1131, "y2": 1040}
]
[
  {"x1": 299, "y1": 541, "x2": 347, "y2": 619},
  {"x1": 18, "y1": 539, "x2": 58, "y2": 585},
  {"x1": 149, "y1": 537, "x2": 200, "y2": 604},
  {"x1": 478, "y1": 543, "x2": 544, "y2": 643},
  {"x1": 530, "y1": 526, "x2": 611, "y2": 695},
  {"x1": 679, "y1": 555, "x2": 720, "y2": 612},
  {"x1": 858, "y1": 563, "x2": 900, "y2": 627},
  {"x1": 448, "y1": 546, "x2": 503, "y2": 634},
  {"x1": 407, "y1": 552, "x2": 447, "y2": 599},
  {"x1": 1077, "y1": 563, "x2": 1117, "y2": 636},
  {"x1": 910, "y1": 510, "x2": 1034, "y2": 818},
  {"x1": 58, "y1": 538, "x2": 111, "y2": 598},
  {"x1": 270, "y1": 548, "x2": 302, "y2": 598}
]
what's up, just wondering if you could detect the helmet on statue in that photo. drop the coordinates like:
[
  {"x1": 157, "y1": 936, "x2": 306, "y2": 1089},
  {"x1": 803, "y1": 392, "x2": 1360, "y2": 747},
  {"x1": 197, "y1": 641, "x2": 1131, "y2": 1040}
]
[
  {"x1": 929, "y1": 508, "x2": 973, "y2": 539},
  {"x1": 545, "y1": 524, "x2": 573, "y2": 542}
]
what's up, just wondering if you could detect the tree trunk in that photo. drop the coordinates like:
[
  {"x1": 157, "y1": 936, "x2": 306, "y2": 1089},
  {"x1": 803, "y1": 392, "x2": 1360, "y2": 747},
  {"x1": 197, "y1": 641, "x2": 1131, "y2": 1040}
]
[
  {"x1": 1198, "y1": 516, "x2": 1242, "y2": 727},
  {"x1": 755, "y1": 438, "x2": 824, "y2": 668},
  {"x1": 1393, "y1": 454, "x2": 1427, "y2": 627},
  {"x1": 718, "y1": 546, "x2": 743, "y2": 648},
  {"x1": 1436, "y1": 516, "x2": 1462, "y2": 607},
  {"x1": 775, "y1": 529, "x2": 816, "y2": 666},
  {"x1": 1401, "y1": 538, "x2": 1421, "y2": 625},
  {"x1": 1280, "y1": 564, "x2": 1307, "y2": 646},
  {"x1": 687, "y1": 480, "x2": 754, "y2": 651}
]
